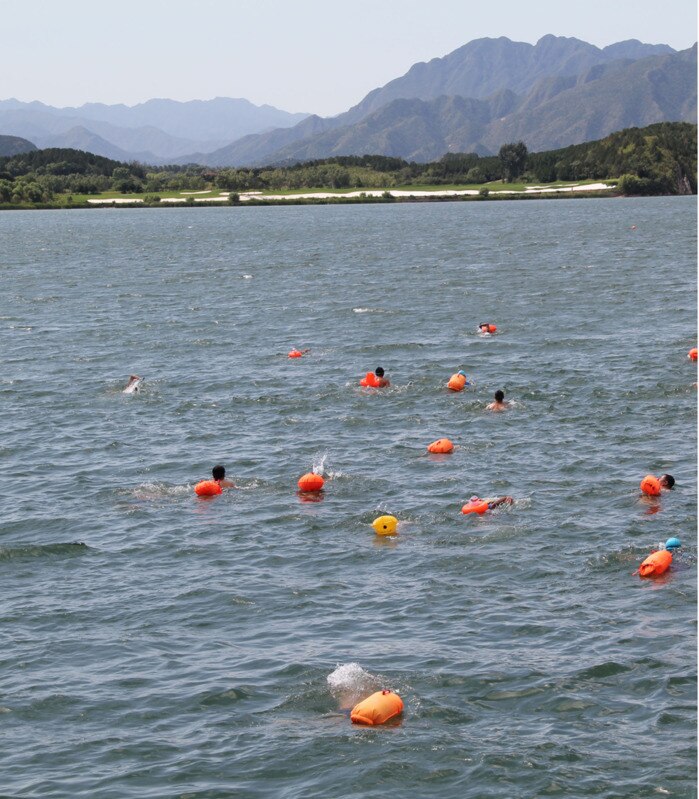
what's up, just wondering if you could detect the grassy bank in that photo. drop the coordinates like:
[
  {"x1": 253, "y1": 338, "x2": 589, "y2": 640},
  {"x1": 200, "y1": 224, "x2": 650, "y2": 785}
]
[{"x1": 0, "y1": 178, "x2": 620, "y2": 210}]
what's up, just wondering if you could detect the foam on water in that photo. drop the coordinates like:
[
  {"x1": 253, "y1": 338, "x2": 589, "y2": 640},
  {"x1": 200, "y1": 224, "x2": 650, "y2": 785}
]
[{"x1": 327, "y1": 663, "x2": 382, "y2": 711}]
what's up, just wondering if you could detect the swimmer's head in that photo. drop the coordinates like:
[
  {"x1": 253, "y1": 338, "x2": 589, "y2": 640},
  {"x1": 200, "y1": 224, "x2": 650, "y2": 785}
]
[
  {"x1": 659, "y1": 473, "x2": 675, "y2": 489},
  {"x1": 470, "y1": 495, "x2": 479, "y2": 502},
  {"x1": 375, "y1": 367, "x2": 385, "y2": 377},
  {"x1": 494, "y1": 390, "x2": 505, "y2": 402},
  {"x1": 212, "y1": 464, "x2": 226, "y2": 481}
]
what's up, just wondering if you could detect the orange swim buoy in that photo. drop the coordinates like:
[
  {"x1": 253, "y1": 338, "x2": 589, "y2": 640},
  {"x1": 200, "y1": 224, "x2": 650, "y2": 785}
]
[
  {"x1": 689, "y1": 348, "x2": 697, "y2": 361},
  {"x1": 640, "y1": 475, "x2": 661, "y2": 496},
  {"x1": 350, "y1": 690, "x2": 404, "y2": 725},
  {"x1": 447, "y1": 373, "x2": 467, "y2": 392},
  {"x1": 297, "y1": 472, "x2": 324, "y2": 492},
  {"x1": 461, "y1": 497, "x2": 489, "y2": 515},
  {"x1": 638, "y1": 549, "x2": 672, "y2": 578},
  {"x1": 288, "y1": 349, "x2": 303, "y2": 358},
  {"x1": 194, "y1": 480, "x2": 222, "y2": 497},
  {"x1": 427, "y1": 438, "x2": 454, "y2": 454},
  {"x1": 488, "y1": 324, "x2": 497, "y2": 333},
  {"x1": 360, "y1": 372, "x2": 379, "y2": 387}
]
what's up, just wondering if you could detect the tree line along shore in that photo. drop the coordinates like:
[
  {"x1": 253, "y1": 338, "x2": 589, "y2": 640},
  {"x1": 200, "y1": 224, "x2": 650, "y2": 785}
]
[{"x1": 0, "y1": 122, "x2": 695, "y2": 209}]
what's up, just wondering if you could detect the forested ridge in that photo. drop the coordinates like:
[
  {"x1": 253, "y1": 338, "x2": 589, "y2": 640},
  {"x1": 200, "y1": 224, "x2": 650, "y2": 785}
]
[{"x1": 0, "y1": 122, "x2": 695, "y2": 205}]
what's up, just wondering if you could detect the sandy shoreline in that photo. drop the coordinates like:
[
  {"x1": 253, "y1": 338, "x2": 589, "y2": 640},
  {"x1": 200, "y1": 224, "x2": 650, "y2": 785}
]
[{"x1": 87, "y1": 183, "x2": 613, "y2": 204}]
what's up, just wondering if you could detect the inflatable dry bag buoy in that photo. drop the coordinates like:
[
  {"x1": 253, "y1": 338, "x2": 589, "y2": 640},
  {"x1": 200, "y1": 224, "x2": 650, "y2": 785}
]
[
  {"x1": 360, "y1": 372, "x2": 379, "y2": 387},
  {"x1": 638, "y1": 549, "x2": 672, "y2": 578},
  {"x1": 350, "y1": 690, "x2": 404, "y2": 725},
  {"x1": 298, "y1": 472, "x2": 324, "y2": 492},
  {"x1": 427, "y1": 438, "x2": 454, "y2": 454},
  {"x1": 194, "y1": 480, "x2": 222, "y2": 497},
  {"x1": 640, "y1": 475, "x2": 661, "y2": 496},
  {"x1": 372, "y1": 515, "x2": 398, "y2": 535},
  {"x1": 447, "y1": 373, "x2": 467, "y2": 392},
  {"x1": 487, "y1": 324, "x2": 497, "y2": 333},
  {"x1": 689, "y1": 348, "x2": 698, "y2": 361},
  {"x1": 288, "y1": 349, "x2": 303, "y2": 358},
  {"x1": 461, "y1": 497, "x2": 489, "y2": 515}
]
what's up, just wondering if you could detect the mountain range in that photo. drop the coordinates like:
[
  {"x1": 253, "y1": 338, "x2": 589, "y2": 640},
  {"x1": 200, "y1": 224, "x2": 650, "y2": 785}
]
[
  {"x1": 1, "y1": 36, "x2": 696, "y2": 166},
  {"x1": 0, "y1": 97, "x2": 309, "y2": 163},
  {"x1": 196, "y1": 37, "x2": 697, "y2": 166}
]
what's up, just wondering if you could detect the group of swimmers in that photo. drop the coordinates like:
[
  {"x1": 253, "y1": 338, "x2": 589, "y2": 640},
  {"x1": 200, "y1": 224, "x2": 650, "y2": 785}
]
[
  {"x1": 125, "y1": 322, "x2": 681, "y2": 519},
  {"x1": 184, "y1": 323, "x2": 513, "y2": 506}
]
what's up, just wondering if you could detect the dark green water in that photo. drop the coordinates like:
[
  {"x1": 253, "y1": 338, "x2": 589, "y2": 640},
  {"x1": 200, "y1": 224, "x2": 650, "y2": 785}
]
[{"x1": 0, "y1": 198, "x2": 696, "y2": 798}]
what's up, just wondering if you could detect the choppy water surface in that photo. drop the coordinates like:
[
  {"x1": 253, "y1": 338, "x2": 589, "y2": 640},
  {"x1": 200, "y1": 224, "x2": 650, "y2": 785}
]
[{"x1": 0, "y1": 199, "x2": 696, "y2": 798}]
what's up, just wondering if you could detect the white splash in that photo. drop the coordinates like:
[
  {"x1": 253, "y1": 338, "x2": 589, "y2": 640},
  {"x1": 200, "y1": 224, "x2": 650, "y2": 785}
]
[{"x1": 327, "y1": 663, "x2": 383, "y2": 710}]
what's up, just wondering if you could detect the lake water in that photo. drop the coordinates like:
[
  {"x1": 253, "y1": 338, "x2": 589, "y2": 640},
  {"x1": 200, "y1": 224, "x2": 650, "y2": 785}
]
[{"x1": 0, "y1": 198, "x2": 696, "y2": 798}]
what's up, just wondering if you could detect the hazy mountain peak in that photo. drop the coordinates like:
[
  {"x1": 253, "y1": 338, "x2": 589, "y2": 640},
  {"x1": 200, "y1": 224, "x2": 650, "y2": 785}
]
[{"x1": 195, "y1": 40, "x2": 695, "y2": 167}]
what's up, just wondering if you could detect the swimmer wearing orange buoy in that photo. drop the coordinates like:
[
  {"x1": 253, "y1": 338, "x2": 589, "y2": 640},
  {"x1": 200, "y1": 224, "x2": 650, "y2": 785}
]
[
  {"x1": 640, "y1": 473, "x2": 675, "y2": 496},
  {"x1": 427, "y1": 438, "x2": 454, "y2": 454},
  {"x1": 288, "y1": 348, "x2": 309, "y2": 358},
  {"x1": 360, "y1": 367, "x2": 390, "y2": 388},
  {"x1": 297, "y1": 472, "x2": 325, "y2": 492},
  {"x1": 194, "y1": 464, "x2": 235, "y2": 496},
  {"x1": 447, "y1": 370, "x2": 471, "y2": 391},
  {"x1": 478, "y1": 323, "x2": 497, "y2": 335},
  {"x1": 688, "y1": 348, "x2": 697, "y2": 361},
  {"x1": 461, "y1": 495, "x2": 513, "y2": 514},
  {"x1": 350, "y1": 690, "x2": 404, "y2": 725}
]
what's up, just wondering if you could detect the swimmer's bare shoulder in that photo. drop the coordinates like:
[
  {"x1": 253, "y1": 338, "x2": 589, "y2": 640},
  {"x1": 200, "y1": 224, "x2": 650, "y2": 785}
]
[{"x1": 486, "y1": 496, "x2": 514, "y2": 508}]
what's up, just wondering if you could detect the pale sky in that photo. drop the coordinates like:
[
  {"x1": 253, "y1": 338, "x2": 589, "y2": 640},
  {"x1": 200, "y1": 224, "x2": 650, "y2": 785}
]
[{"x1": 1, "y1": 0, "x2": 696, "y2": 116}]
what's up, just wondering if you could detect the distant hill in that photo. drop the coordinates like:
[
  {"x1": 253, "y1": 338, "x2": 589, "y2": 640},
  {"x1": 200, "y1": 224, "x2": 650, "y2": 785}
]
[
  {"x1": 0, "y1": 134, "x2": 36, "y2": 157},
  {"x1": 30, "y1": 126, "x2": 163, "y2": 164},
  {"x1": 197, "y1": 43, "x2": 696, "y2": 165},
  {"x1": 0, "y1": 97, "x2": 309, "y2": 163},
  {"x1": 484, "y1": 46, "x2": 697, "y2": 152},
  {"x1": 0, "y1": 147, "x2": 130, "y2": 173},
  {"x1": 341, "y1": 35, "x2": 675, "y2": 123}
]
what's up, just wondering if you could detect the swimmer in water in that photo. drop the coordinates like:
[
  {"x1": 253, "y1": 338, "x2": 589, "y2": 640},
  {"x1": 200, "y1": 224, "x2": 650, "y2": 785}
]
[
  {"x1": 375, "y1": 367, "x2": 390, "y2": 388},
  {"x1": 486, "y1": 389, "x2": 509, "y2": 412},
  {"x1": 484, "y1": 495, "x2": 514, "y2": 509},
  {"x1": 123, "y1": 374, "x2": 142, "y2": 393},
  {"x1": 659, "y1": 474, "x2": 675, "y2": 490},
  {"x1": 467, "y1": 495, "x2": 514, "y2": 511},
  {"x1": 212, "y1": 464, "x2": 236, "y2": 488}
]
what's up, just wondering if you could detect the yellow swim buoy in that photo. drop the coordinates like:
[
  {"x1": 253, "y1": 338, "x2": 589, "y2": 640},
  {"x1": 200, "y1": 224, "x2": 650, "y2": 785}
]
[{"x1": 372, "y1": 515, "x2": 398, "y2": 535}]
